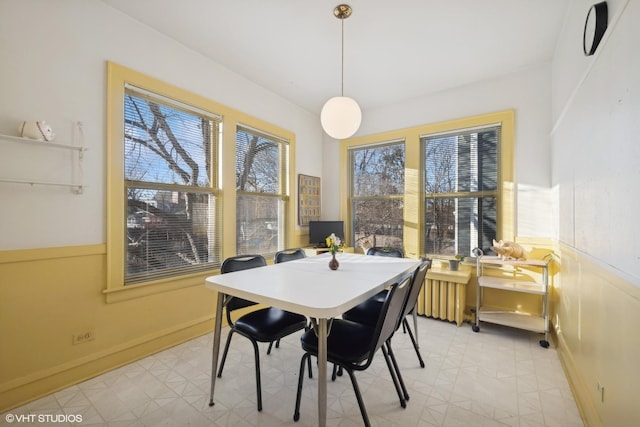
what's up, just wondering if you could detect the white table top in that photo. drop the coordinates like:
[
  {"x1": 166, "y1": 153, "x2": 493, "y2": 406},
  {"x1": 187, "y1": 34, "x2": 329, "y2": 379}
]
[{"x1": 205, "y1": 252, "x2": 421, "y2": 319}]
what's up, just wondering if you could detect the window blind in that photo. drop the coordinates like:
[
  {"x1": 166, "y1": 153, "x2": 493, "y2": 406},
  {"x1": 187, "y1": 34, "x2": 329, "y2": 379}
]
[
  {"x1": 422, "y1": 125, "x2": 500, "y2": 257},
  {"x1": 349, "y1": 140, "x2": 406, "y2": 249},
  {"x1": 235, "y1": 125, "x2": 289, "y2": 255},
  {"x1": 123, "y1": 88, "x2": 221, "y2": 284}
]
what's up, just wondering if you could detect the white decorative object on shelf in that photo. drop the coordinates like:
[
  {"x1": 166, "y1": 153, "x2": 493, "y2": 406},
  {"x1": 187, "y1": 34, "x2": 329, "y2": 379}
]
[
  {"x1": 18, "y1": 120, "x2": 56, "y2": 141},
  {"x1": 491, "y1": 239, "x2": 527, "y2": 260}
]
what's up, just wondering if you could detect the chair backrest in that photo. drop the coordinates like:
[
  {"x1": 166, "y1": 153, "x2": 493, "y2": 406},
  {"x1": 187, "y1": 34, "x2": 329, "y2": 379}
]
[
  {"x1": 274, "y1": 248, "x2": 306, "y2": 263},
  {"x1": 359, "y1": 273, "x2": 412, "y2": 369},
  {"x1": 366, "y1": 247, "x2": 404, "y2": 258},
  {"x1": 220, "y1": 254, "x2": 267, "y2": 313},
  {"x1": 399, "y1": 259, "x2": 431, "y2": 327}
]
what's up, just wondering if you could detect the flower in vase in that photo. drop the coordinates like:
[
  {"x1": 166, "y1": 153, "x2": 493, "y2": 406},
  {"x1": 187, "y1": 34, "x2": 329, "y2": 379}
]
[{"x1": 325, "y1": 233, "x2": 344, "y2": 256}]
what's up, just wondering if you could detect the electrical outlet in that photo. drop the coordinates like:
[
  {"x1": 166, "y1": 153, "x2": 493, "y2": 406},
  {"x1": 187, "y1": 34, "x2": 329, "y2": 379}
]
[{"x1": 72, "y1": 330, "x2": 95, "y2": 345}]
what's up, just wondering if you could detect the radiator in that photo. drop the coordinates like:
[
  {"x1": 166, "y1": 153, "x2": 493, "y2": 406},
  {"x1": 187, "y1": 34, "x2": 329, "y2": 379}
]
[{"x1": 418, "y1": 271, "x2": 470, "y2": 326}]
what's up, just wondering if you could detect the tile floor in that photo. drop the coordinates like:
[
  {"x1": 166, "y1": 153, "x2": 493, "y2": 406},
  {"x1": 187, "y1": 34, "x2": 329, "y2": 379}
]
[{"x1": 2, "y1": 318, "x2": 583, "y2": 426}]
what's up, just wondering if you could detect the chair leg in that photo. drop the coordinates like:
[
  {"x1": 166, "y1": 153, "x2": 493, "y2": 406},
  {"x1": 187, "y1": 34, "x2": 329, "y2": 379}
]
[
  {"x1": 403, "y1": 318, "x2": 425, "y2": 368},
  {"x1": 384, "y1": 341, "x2": 409, "y2": 404},
  {"x1": 293, "y1": 353, "x2": 310, "y2": 422},
  {"x1": 343, "y1": 366, "x2": 371, "y2": 427},
  {"x1": 412, "y1": 305, "x2": 419, "y2": 347},
  {"x1": 249, "y1": 339, "x2": 263, "y2": 412},
  {"x1": 216, "y1": 330, "x2": 235, "y2": 378},
  {"x1": 266, "y1": 338, "x2": 281, "y2": 355}
]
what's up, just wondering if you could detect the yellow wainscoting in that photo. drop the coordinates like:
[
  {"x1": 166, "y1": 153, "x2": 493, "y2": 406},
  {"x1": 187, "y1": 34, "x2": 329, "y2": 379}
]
[
  {"x1": 0, "y1": 245, "x2": 217, "y2": 412},
  {"x1": 553, "y1": 244, "x2": 640, "y2": 427}
]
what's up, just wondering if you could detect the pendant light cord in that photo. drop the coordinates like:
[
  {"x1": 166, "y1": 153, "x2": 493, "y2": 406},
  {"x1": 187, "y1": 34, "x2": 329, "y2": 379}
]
[
  {"x1": 321, "y1": 5, "x2": 361, "y2": 139},
  {"x1": 341, "y1": 17, "x2": 344, "y2": 97}
]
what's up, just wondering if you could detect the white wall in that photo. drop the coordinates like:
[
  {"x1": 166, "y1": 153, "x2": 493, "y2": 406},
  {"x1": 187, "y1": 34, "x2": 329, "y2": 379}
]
[
  {"x1": 0, "y1": 0, "x2": 323, "y2": 250},
  {"x1": 551, "y1": 0, "x2": 640, "y2": 283},
  {"x1": 323, "y1": 64, "x2": 556, "y2": 238}
]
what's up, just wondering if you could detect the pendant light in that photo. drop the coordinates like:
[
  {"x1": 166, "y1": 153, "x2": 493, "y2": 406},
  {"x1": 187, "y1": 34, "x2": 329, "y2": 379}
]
[{"x1": 320, "y1": 4, "x2": 362, "y2": 140}]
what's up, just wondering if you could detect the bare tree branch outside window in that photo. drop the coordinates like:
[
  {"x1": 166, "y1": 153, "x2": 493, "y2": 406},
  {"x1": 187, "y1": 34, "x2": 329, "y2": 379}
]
[
  {"x1": 235, "y1": 127, "x2": 286, "y2": 255},
  {"x1": 350, "y1": 142, "x2": 405, "y2": 250},
  {"x1": 123, "y1": 91, "x2": 219, "y2": 283},
  {"x1": 423, "y1": 128, "x2": 499, "y2": 257}
]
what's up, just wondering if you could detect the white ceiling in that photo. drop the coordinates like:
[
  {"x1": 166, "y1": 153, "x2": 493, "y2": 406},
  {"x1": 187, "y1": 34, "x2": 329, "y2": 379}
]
[{"x1": 101, "y1": 0, "x2": 569, "y2": 115}]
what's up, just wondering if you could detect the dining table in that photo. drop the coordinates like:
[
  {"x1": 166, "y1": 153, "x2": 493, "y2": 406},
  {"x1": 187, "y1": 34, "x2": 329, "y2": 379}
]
[{"x1": 205, "y1": 251, "x2": 421, "y2": 426}]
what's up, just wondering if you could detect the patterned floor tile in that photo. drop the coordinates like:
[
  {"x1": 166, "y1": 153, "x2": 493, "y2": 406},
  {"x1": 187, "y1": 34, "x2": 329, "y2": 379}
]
[{"x1": 2, "y1": 317, "x2": 583, "y2": 427}]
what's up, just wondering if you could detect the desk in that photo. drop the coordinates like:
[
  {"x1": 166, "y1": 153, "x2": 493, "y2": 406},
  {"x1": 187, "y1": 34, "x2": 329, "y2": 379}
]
[
  {"x1": 303, "y1": 246, "x2": 355, "y2": 256},
  {"x1": 205, "y1": 252, "x2": 420, "y2": 426}
]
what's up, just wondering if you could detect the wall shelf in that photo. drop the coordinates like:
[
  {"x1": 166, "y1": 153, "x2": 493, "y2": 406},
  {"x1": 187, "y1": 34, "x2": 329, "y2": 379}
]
[
  {"x1": 0, "y1": 133, "x2": 86, "y2": 153},
  {"x1": 0, "y1": 178, "x2": 84, "y2": 194},
  {"x1": 0, "y1": 122, "x2": 87, "y2": 194}
]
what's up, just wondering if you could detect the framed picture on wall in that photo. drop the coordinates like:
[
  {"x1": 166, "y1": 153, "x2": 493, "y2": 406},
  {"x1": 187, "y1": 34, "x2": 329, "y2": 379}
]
[{"x1": 298, "y1": 174, "x2": 321, "y2": 226}]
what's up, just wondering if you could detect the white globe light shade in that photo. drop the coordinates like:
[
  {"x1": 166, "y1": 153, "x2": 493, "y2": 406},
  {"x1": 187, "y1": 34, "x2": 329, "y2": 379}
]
[{"x1": 320, "y1": 96, "x2": 362, "y2": 139}]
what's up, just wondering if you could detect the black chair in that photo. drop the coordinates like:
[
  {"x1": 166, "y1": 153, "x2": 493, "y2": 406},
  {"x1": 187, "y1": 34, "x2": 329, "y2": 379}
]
[
  {"x1": 274, "y1": 247, "x2": 306, "y2": 263},
  {"x1": 276, "y1": 247, "x2": 348, "y2": 380},
  {"x1": 216, "y1": 254, "x2": 308, "y2": 411},
  {"x1": 366, "y1": 246, "x2": 405, "y2": 258},
  {"x1": 342, "y1": 259, "x2": 431, "y2": 370},
  {"x1": 270, "y1": 248, "x2": 307, "y2": 354},
  {"x1": 365, "y1": 247, "x2": 405, "y2": 303},
  {"x1": 365, "y1": 247, "x2": 423, "y2": 360},
  {"x1": 323, "y1": 247, "x2": 406, "y2": 381},
  {"x1": 366, "y1": 247, "x2": 424, "y2": 341},
  {"x1": 293, "y1": 273, "x2": 414, "y2": 426}
]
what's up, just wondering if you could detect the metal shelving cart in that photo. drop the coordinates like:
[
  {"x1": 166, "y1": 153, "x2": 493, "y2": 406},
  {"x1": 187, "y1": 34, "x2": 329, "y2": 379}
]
[{"x1": 472, "y1": 251, "x2": 554, "y2": 348}]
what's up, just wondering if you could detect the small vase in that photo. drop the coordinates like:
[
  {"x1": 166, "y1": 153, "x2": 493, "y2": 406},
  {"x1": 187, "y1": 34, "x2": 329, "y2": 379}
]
[
  {"x1": 449, "y1": 259, "x2": 459, "y2": 271},
  {"x1": 329, "y1": 254, "x2": 339, "y2": 270}
]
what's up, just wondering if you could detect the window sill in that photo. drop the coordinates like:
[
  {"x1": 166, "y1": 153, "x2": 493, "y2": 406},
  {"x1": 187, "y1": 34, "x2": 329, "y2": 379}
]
[
  {"x1": 104, "y1": 270, "x2": 219, "y2": 303},
  {"x1": 426, "y1": 262, "x2": 472, "y2": 284}
]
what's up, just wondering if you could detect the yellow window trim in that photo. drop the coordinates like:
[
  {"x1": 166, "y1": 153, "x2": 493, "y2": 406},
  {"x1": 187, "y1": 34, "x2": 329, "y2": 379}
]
[
  {"x1": 106, "y1": 62, "x2": 296, "y2": 302},
  {"x1": 103, "y1": 270, "x2": 220, "y2": 303},
  {"x1": 339, "y1": 110, "x2": 515, "y2": 258}
]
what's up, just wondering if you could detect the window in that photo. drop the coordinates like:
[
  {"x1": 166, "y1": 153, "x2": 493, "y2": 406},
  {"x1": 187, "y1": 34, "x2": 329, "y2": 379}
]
[
  {"x1": 235, "y1": 126, "x2": 289, "y2": 255},
  {"x1": 340, "y1": 110, "x2": 513, "y2": 259},
  {"x1": 123, "y1": 86, "x2": 221, "y2": 284},
  {"x1": 107, "y1": 62, "x2": 296, "y2": 300},
  {"x1": 349, "y1": 141, "x2": 405, "y2": 249},
  {"x1": 423, "y1": 125, "x2": 499, "y2": 257}
]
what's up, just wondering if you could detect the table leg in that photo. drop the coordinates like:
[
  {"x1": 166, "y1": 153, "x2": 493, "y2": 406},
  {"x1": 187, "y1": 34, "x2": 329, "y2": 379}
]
[
  {"x1": 209, "y1": 292, "x2": 225, "y2": 406},
  {"x1": 317, "y1": 318, "x2": 327, "y2": 427}
]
